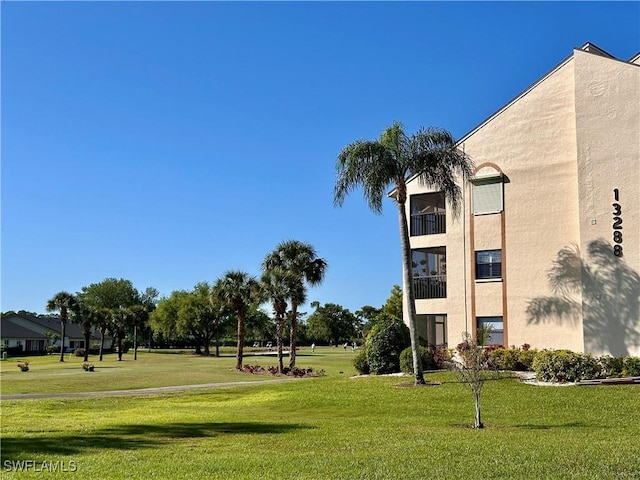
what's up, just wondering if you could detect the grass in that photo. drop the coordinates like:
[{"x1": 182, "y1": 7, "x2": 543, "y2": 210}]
[
  {"x1": 1, "y1": 348, "x2": 639, "y2": 479},
  {"x1": 0, "y1": 346, "x2": 351, "y2": 395}
]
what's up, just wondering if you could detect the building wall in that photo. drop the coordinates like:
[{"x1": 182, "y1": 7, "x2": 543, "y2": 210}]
[
  {"x1": 404, "y1": 46, "x2": 639, "y2": 355},
  {"x1": 573, "y1": 50, "x2": 640, "y2": 356}
]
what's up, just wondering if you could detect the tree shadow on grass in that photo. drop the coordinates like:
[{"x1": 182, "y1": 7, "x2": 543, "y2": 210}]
[
  {"x1": 451, "y1": 421, "x2": 589, "y2": 430},
  {"x1": 511, "y1": 421, "x2": 588, "y2": 430},
  {"x1": 1, "y1": 422, "x2": 310, "y2": 461}
]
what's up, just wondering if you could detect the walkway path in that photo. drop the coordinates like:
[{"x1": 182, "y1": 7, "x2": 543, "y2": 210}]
[{"x1": 1, "y1": 377, "x2": 302, "y2": 400}]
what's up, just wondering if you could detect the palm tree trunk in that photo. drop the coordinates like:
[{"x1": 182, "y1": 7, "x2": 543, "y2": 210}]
[
  {"x1": 276, "y1": 315, "x2": 284, "y2": 374},
  {"x1": 133, "y1": 324, "x2": 138, "y2": 360},
  {"x1": 99, "y1": 327, "x2": 106, "y2": 361},
  {"x1": 289, "y1": 303, "x2": 298, "y2": 368},
  {"x1": 59, "y1": 320, "x2": 66, "y2": 362},
  {"x1": 397, "y1": 198, "x2": 426, "y2": 385},
  {"x1": 83, "y1": 326, "x2": 91, "y2": 362},
  {"x1": 236, "y1": 309, "x2": 246, "y2": 370},
  {"x1": 117, "y1": 334, "x2": 123, "y2": 361},
  {"x1": 214, "y1": 322, "x2": 220, "y2": 357}
]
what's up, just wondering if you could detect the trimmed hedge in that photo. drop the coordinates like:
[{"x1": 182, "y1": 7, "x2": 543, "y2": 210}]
[
  {"x1": 488, "y1": 346, "x2": 539, "y2": 371},
  {"x1": 599, "y1": 355, "x2": 640, "y2": 378},
  {"x1": 399, "y1": 346, "x2": 434, "y2": 374},
  {"x1": 532, "y1": 350, "x2": 603, "y2": 383}
]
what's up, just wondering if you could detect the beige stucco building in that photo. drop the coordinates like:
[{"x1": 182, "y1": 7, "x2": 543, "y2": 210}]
[{"x1": 404, "y1": 42, "x2": 639, "y2": 357}]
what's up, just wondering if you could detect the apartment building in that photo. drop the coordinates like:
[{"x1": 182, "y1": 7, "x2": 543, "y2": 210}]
[{"x1": 404, "y1": 42, "x2": 639, "y2": 356}]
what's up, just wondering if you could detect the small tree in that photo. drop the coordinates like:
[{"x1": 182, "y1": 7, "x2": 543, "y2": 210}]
[{"x1": 449, "y1": 328, "x2": 500, "y2": 429}]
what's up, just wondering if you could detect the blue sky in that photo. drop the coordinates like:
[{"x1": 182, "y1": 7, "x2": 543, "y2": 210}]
[{"x1": 2, "y1": 1, "x2": 639, "y2": 316}]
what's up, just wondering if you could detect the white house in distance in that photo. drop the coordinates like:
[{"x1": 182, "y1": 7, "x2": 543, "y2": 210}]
[{"x1": 400, "y1": 42, "x2": 639, "y2": 357}]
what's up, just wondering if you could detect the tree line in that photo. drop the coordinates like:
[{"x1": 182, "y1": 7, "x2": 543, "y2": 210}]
[
  {"x1": 41, "y1": 240, "x2": 348, "y2": 372},
  {"x1": 41, "y1": 120, "x2": 471, "y2": 385},
  {"x1": 38, "y1": 273, "x2": 404, "y2": 372}
]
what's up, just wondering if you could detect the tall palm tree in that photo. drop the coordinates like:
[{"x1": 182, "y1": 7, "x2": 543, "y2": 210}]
[
  {"x1": 334, "y1": 121, "x2": 473, "y2": 385},
  {"x1": 261, "y1": 267, "x2": 303, "y2": 374},
  {"x1": 213, "y1": 271, "x2": 262, "y2": 370},
  {"x1": 263, "y1": 240, "x2": 327, "y2": 368},
  {"x1": 46, "y1": 291, "x2": 77, "y2": 362}
]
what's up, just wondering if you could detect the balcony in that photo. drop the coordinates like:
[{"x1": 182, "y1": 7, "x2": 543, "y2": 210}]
[
  {"x1": 410, "y1": 211, "x2": 446, "y2": 236},
  {"x1": 410, "y1": 192, "x2": 446, "y2": 236},
  {"x1": 413, "y1": 275, "x2": 447, "y2": 299}
]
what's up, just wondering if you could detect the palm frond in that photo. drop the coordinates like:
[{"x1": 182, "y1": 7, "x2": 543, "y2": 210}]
[
  {"x1": 408, "y1": 127, "x2": 474, "y2": 217},
  {"x1": 334, "y1": 140, "x2": 395, "y2": 213}
]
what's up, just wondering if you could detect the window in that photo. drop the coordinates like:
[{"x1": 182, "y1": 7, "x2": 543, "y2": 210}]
[
  {"x1": 412, "y1": 247, "x2": 446, "y2": 299},
  {"x1": 410, "y1": 192, "x2": 446, "y2": 236},
  {"x1": 476, "y1": 250, "x2": 502, "y2": 279},
  {"x1": 417, "y1": 314, "x2": 447, "y2": 347},
  {"x1": 472, "y1": 177, "x2": 503, "y2": 215},
  {"x1": 477, "y1": 317, "x2": 504, "y2": 346}
]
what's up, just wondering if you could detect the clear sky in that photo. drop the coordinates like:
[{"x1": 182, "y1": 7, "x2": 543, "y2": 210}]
[{"x1": 2, "y1": 1, "x2": 639, "y2": 316}]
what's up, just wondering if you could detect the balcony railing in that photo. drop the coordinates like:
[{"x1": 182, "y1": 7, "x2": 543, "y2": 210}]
[
  {"x1": 413, "y1": 275, "x2": 447, "y2": 299},
  {"x1": 410, "y1": 211, "x2": 446, "y2": 236}
]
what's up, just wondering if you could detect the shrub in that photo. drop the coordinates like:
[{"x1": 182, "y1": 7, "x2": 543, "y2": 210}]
[
  {"x1": 46, "y1": 345, "x2": 60, "y2": 355},
  {"x1": 353, "y1": 348, "x2": 370, "y2": 375},
  {"x1": 515, "y1": 348, "x2": 538, "y2": 371},
  {"x1": 74, "y1": 348, "x2": 86, "y2": 357},
  {"x1": 488, "y1": 347, "x2": 518, "y2": 370},
  {"x1": 399, "y1": 346, "x2": 434, "y2": 374},
  {"x1": 487, "y1": 346, "x2": 538, "y2": 371},
  {"x1": 365, "y1": 317, "x2": 410, "y2": 374},
  {"x1": 532, "y1": 349, "x2": 604, "y2": 383},
  {"x1": 82, "y1": 362, "x2": 94, "y2": 372},
  {"x1": 600, "y1": 355, "x2": 640, "y2": 377},
  {"x1": 432, "y1": 346, "x2": 452, "y2": 369},
  {"x1": 17, "y1": 361, "x2": 29, "y2": 372},
  {"x1": 622, "y1": 356, "x2": 640, "y2": 377}
]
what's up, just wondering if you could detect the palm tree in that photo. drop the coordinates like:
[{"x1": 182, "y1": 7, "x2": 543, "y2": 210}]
[
  {"x1": 213, "y1": 271, "x2": 262, "y2": 370},
  {"x1": 263, "y1": 240, "x2": 327, "y2": 368},
  {"x1": 110, "y1": 307, "x2": 131, "y2": 361},
  {"x1": 46, "y1": 291, "x2": 77, "y2": 362},
  {"x1": 129, "y1": 305, "x2": 149, "y2": 361},
  {"x1": 261, "y1": 267, "x2": 302, "y2": 374},
  {"x1": 95, "y1": 308, "x2": 110, "y2": 361},
  {"x1": 70, "y1": 301, "x2": 96, "y2": 362},
  {"x1": 334, "y1": 122, "x2": 473, "y2": 385}
]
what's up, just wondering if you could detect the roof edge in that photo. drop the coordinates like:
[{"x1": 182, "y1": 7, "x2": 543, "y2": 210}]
[{"x1": 456, "y1": 42, "x2": 633, "y2": 147}]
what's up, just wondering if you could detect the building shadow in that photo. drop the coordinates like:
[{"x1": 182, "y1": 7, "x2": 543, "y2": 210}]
[{"x1": 526, "y1": 239, "x2": 640, "y2": 356}]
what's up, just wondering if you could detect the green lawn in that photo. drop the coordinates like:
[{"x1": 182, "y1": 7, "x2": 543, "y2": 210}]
[
  {"x1": 0, "y1": 346, "x2": 351, "y2": 395},
  {"x1": 1, "y1": 348, "x2": 639, "y2": 479}
]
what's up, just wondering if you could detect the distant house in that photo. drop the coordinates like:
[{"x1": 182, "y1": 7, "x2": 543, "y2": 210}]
[
  {"x1": 0, "y1": 319, "x2": 49, "y2": 353},
  {"x1": 1, "y1": 312, "x2": 111, "y2": 354}
]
